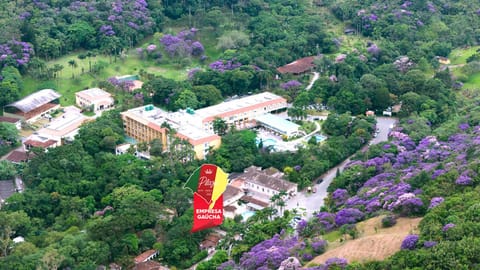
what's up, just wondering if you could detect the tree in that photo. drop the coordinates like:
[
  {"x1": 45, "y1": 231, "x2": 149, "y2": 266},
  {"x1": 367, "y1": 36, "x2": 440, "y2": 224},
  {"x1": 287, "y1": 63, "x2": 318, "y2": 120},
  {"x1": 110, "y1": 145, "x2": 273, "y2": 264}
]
[
  {"x1": 270, "y1": 190, "x2": 288, "y2": 216},
  {"x1": 0, "y1": 160, "x2": 16, "y2": 180},
  {"x1": 0, "y1": 67, "x2": 22, "y2": 107},
  {"x1": 174, "y1": 89, "x2": 199, "y2": 110},
  {"x1": 213, "y1": 117, "x2": 228, "y2": 136},
  {"x1": 192, "y1": 85, "x2": 223, "y2": 107},
  {"x1": 149, "y1": 138, "x2": 163, "y2": 157},
  {"x1": 216, "y1": 30, "x2": 251, "y2": 50},
  {"x1": 68, "y1": 59, "x2": 77, "y2": 78},
  {"x1": 0, "y1": 122, "x2": 19, "y2": 144}
]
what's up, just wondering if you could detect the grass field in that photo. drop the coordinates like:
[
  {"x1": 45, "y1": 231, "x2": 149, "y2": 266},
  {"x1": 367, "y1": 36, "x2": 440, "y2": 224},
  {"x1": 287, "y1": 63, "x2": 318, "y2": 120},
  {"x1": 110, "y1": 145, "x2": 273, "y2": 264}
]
[{"x1": 463, "y1": 72, "x2": 480, "y2": 89}]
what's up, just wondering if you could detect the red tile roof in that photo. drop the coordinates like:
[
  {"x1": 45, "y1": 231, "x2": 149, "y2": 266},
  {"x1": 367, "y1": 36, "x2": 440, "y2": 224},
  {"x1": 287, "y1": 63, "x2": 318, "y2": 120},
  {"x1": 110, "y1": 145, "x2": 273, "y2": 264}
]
[
  {"x1": 134, "y1": 249, "x2": 158, "y2": 264},
  {"x1": 24, "y1": 139, "x2": 58, "y2": 148},
  {"x1": 200, "y1": 233, "x2": 221, "y2": 249},
  {"x1": 277, "y1": 56, "x2": 316, "y2": 74},
  {"x1": 240, "y1": 195, "x2": 269, "y2": 208},
  {"x1": 5, "y1": 150, "x2": 33, "y2": 163},
  {"x1": 133, "y1": 260, "x2": 169, "y2": 270},
  {"x1": 0, "y1": 116, "x2": 21, "y2": 124}
]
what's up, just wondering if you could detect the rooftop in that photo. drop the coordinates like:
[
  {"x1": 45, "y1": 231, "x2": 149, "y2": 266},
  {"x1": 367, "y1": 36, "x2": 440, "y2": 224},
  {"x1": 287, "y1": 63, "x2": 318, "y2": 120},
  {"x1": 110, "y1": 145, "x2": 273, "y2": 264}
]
[
  {"x1": 255, "y1": 113, "x2": 300, "y2": 135},
  {"x1": 5, "y1": 150, "x2": 32, "y2": 163},
  {"x1": 223, "y1": 185, "x2": 243, "y2": 202},
  {"x1": 200, "y1": 233, "x2": 221, "y2": 249},
  {"x1": 122, "y1": 105, "x2": 220, "y2": 145},
  {"x1": 7, "y1": 89, "x2": 61, "y2": 113},
  {"x1": 240, "y1": 195, "x2": 269, "y2": 208},
  {"x1": 193, "y1": 92, "x2": 287, "y2": 121},
  {"x1": 277, "y1": 56, "x2": 317, "y2": 74},
  {"x1": 134, "y1": 250, "x2": 158, "y2": 264},
  {"x1": 133, "y1": 260, "x2": 169, "y2": 270},
  {"x1": 36, "y1": 111, "x2": 87, "y2": 137},
  {"x1": 24, "y1": 135, "x2": 58, "y2": 148},
  {"x1": 240, "y1": 166, "x2": 297, "y2": 192},
  {"x1": 75, "y1": 88, "x2": 112, "y2": 100},
  {"x1": 0, "y1": 116, "x2": 21, "y2": 123}
]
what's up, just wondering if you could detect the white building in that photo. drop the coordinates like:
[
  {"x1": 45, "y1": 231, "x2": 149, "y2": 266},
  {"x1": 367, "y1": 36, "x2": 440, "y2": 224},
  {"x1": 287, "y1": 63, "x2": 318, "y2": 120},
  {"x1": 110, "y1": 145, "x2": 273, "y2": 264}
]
[{"x1": 75, "y1": 88, "x2": 114, "y2": 112}]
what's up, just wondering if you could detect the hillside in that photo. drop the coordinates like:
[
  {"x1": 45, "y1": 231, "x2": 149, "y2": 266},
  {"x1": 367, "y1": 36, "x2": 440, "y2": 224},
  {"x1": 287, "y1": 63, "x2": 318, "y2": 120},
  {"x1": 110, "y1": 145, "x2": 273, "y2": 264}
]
[{"x1": 309, "y1": 216, "x2": 422, "y2": 265}]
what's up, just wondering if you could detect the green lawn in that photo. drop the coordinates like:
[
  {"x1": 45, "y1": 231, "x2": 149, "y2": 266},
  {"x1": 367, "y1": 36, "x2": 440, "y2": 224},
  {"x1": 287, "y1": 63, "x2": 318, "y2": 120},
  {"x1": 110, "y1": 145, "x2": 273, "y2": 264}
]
[
  {"x1": 448, "y1": 45, "x2": 480, "y2": 65},
  {"x1": 463, "y1": 72, "x2": 480, "y2": 89},
  {"x1": 323, "y1": 230, "x2": 343, "y2": 242}
]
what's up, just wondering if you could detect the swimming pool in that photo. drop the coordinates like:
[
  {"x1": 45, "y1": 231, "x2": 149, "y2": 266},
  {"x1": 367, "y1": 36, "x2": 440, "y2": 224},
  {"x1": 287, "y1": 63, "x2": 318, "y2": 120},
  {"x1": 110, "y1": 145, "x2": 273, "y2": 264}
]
[
  {"x1": 256, "y1": 137, "x2": 277, "y2": 148},
  {"x1": 241, "y1": 211, "x2": 256, "y2": 221},
  {"x1": 314, "y1": 134, "x2": 327, "y2": 143}
]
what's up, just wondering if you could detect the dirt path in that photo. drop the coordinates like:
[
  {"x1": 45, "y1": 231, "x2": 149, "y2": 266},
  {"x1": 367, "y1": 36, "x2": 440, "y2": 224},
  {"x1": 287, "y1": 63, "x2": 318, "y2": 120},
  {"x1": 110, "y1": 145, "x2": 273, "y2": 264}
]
[{"x1": 308, "y1": 216, "x2": 422, "y2": 266}]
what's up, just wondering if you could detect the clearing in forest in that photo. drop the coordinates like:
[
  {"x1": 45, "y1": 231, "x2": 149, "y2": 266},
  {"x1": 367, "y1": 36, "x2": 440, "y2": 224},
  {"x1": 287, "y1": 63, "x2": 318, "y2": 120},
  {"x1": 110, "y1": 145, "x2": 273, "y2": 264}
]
[{"x1": 308, "y1": 215, "x2": 422, "y2": 266}]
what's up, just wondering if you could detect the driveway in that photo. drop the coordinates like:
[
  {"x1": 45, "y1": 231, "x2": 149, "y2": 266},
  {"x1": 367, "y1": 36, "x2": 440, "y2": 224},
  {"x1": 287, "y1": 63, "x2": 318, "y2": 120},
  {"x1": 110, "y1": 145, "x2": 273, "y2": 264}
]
[{"x1": 284, "y1": 117, "x2": 397, "y2": 219}]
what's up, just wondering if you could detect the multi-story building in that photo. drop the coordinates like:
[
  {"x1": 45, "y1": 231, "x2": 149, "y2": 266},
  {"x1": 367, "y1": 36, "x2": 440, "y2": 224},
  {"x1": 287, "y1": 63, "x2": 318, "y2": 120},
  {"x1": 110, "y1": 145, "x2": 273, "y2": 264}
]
[
  {"x1": 194, "y1": 92, "x2": 287, "y2": 132},
  {"x1": 120, "y1": 92, "x2": 287, "y2": 159},
  {"x1": 121, "y1": 105, "x2": 221, "y2": 159}
]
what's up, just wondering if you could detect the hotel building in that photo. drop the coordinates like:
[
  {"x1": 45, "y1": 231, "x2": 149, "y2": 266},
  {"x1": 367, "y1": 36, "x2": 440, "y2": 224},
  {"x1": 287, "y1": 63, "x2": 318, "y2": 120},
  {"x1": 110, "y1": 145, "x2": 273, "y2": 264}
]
[{"x1": 120, "y1": 92, "x2": 287, "y2": 159}]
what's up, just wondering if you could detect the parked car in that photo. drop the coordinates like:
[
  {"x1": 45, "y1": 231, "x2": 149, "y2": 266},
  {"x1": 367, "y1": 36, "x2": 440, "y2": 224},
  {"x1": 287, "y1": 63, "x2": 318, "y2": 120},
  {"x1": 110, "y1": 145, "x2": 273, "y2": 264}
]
[
  {"x1": 316, "y1": 178, "x2": 323, "y2": 184},
  {"x1": 307, "y1": 186, "x2": 312, "y2": 192},
  {"x1": 313, "y1": 187, "x2": 317, "y2": 193}
]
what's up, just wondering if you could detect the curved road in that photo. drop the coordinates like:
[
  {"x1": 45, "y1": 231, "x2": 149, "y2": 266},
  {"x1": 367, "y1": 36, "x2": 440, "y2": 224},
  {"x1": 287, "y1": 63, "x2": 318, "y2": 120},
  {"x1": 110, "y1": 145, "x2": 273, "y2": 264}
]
[{"x1": 285, "y1": 117, "x2": 397, "y2": 219}]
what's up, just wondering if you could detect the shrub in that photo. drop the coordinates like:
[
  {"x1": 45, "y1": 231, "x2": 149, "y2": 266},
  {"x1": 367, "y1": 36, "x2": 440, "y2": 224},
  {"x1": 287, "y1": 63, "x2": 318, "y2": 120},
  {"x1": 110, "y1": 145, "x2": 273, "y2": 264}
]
[
  {"x1": 381, "y1": 215, "x2": 397, "y2": 228},
  {"x1": 401, "y1": 234, "x2": 419, "y2": 250}
]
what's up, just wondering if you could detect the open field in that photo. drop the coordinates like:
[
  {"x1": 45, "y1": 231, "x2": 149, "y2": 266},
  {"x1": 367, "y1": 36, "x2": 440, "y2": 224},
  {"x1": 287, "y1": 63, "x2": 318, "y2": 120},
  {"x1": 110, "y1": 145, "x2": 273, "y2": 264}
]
[
  {"x1": 19, "y1": 27, "x2": 222, "y2": 106},
  {"x1": 308, "y1": 215, "x2": 422, "y2": 266}
]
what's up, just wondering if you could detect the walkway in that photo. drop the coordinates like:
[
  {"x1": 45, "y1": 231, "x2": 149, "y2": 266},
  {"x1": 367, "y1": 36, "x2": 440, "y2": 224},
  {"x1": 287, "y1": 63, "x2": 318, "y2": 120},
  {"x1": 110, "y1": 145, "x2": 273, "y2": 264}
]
[{"x1": 306, "y1": 72, "x2": 320, "y2": 90}]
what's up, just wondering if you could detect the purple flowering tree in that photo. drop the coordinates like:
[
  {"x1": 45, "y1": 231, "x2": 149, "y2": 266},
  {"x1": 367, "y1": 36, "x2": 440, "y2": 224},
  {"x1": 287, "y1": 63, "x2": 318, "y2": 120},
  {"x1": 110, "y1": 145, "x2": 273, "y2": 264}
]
[
  {"x1": 335, "y1": 208, "x2": 365, "y2": 226},
  {"x1": 209, "y1": 60, "x2": 242, "y2": 72},
  {"x1": 191, "y1": 41, "x2": 205, "y2": 56},
  {"x1": 325, "y1": 257, "x2": 348, "y2": 269},
  {"x1": 428, "y1": 197, "x2": 444, "y2": 209},
  {"x1": 316, "y1": 212, "x2": 337, "y2": 232},
  {"x1": 311, "y1": 240, "x2": 328, "y2": 254},
  {"x1": 159, "y1": 29, "x2": 204, "y2": 59},
  {"x1": 331, "y1": 189, "x2": 349, "y2": 206},
  {"x1": 0, "y1": 40, "x2": 34, "y2": 68},
  {"x1": 239, "y1": 234, "x2": 299, "y2": 270},
  {"x1": 401, "y1": 234, "x2": 419, "y2": 250},
  {"x1": 280, "y1": 80, "x2": 302, "y2": 90}
]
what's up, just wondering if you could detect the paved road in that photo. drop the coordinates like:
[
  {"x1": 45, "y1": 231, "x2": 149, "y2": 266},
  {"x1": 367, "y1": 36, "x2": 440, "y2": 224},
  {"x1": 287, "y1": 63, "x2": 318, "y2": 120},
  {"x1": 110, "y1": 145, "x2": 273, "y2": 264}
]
[{"x1": 284, "y1": 117, "x2": 397, "y2": 219}]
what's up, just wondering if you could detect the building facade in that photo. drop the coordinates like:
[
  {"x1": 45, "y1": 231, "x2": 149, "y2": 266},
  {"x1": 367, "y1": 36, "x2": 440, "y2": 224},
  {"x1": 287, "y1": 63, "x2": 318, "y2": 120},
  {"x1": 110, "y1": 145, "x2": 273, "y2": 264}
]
[
  {"x1": 75, "y1": 88, "x2": 114, "y2": 112},
  {"x1": 121, "y1": 105, "x2": 221, "y2": 159},
  {"x1": 120, "y1": 92, "x2": 286, "y2": 159}
]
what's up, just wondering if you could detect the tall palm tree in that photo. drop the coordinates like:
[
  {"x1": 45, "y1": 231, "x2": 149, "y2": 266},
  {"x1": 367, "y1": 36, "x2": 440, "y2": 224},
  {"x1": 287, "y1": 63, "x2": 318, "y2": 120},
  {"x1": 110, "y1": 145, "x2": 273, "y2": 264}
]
[{"x1": 67, "y1": 59, "x2": 77, "y2": 79}]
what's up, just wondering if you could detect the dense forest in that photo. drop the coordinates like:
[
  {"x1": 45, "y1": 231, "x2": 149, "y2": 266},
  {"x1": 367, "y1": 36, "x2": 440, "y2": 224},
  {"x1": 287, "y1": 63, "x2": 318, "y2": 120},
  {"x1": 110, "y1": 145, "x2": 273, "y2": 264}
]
[{"x1": 0, "y1": 0, "x2": 480, "y2": 269}]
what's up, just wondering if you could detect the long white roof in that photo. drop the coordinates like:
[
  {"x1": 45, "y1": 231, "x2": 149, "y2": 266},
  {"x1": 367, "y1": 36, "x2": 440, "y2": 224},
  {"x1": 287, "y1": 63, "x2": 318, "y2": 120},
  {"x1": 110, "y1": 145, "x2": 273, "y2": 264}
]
[{"x1": 8, "y1": 89, "x2": 61, "y2": 112}]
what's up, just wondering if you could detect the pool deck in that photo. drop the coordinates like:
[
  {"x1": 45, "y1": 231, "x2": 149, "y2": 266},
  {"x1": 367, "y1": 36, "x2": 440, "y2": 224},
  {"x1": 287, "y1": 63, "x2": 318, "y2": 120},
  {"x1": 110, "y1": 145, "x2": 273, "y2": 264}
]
[{"x1": 256, "y1": 121, "x2": 322, "y2": 152}]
